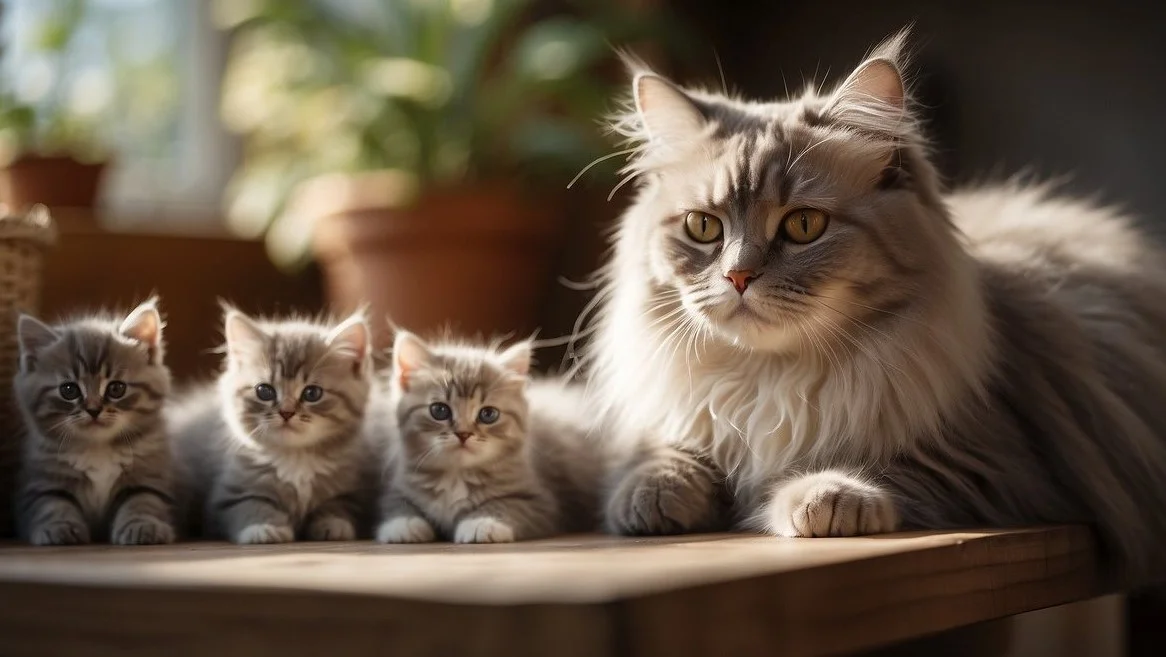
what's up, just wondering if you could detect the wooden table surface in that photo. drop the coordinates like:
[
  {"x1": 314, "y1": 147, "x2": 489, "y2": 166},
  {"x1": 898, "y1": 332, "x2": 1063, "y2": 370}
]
[{"x1": 0, "y1": 526, "x2": 1104, "y2": 657}]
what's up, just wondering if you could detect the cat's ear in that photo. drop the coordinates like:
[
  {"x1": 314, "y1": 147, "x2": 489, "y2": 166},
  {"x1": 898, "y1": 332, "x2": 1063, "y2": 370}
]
[
  {"x1": 498, "y1": 341, "x2": 533, "y2": 378},
  {"x1": 327, "y1": 312, "x2": 371, "y2": 376},
  {"x1": 634, "y1": 73, "x2": 707, "y2": 146},
  {"x1": 223, "y1": 309, "x2": 267, "y2": 362},
  {"x1": 393, "y1": 330, "x2": 431, "y2": 390},
  {"x1": 17, "y1": 314, "x2": 58, "y2": 372},
  {"x1": 119, "y1": 299, "x2": 165, "y2": 364},
  {"x1": 823, "y1": 30, "x2": 911, "y2": 140}
]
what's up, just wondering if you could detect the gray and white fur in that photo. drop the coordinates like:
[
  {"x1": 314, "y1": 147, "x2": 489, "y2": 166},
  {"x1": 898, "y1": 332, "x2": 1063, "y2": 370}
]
[
  {"x1": 13, "y1": 300, "x2": 175, "y2": 545},
  {"x1": 168, "y1": 308, "x2": 375, "y2": 543},
  {"x1": 587, "y1": 30, "x2": 1166, "y2": 579},
  {"x1": 375, "y1": 332, "x2": 602, "y2": 544}
]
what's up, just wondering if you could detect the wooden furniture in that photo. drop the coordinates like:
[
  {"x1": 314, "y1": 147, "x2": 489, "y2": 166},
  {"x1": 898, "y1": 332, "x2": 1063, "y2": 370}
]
[{"x1": 0, "y1": 526, "x2": 1106, "y2": 657}]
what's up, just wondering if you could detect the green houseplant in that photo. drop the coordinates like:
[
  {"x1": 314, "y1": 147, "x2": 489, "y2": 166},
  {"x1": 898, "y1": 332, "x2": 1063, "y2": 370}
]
[
  {"x1": 218, "y1": 0, "x2": 685, "y2": 342},
  {"x1": 0, "y1": 0, "x2": 109, "y2": 212}
]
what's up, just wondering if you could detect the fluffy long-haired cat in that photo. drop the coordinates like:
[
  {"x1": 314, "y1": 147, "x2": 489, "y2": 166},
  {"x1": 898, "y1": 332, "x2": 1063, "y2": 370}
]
[
  {"x1": 169, "y1": 307, "x2": 374, "y2": 543},
  {"x1": 586, "y1": 30, "x2": 1166, "y2": 578},
  {"x1": 13, "y1": 300, "x2": 175, "y2": 545},
  {"x1": 375, "y1": 331, "x2": 601, "y2": 543}
]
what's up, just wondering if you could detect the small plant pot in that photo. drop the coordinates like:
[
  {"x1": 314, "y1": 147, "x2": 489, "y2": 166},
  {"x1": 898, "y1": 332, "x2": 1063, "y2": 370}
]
[
  {"x1": 312, "y1": 180, "x2": 567, "y2": 346},
  {"x1": 0, "y1": 155, "x2": 108, "y2": 211}
]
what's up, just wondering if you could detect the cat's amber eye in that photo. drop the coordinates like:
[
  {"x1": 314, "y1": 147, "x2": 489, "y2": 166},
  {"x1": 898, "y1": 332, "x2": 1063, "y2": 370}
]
[
  {"x1": 683, "y1": 211, "x2": 724, "y2": 243},
  {"x1": 781, "y1": 208, "x2": 830, "y2": 244},
  {"x1": 255, "y1": 383, "x2": 277, "y2": 402},
  {"x1": 58, "y1": 382, "x2": 81, "y2": 401},
  {"x1": 105, "y1": 381, "x2": 127, "y2": 400},
  {"x1": 300, "y1": 385, "x2": 324, "y2": 403}
]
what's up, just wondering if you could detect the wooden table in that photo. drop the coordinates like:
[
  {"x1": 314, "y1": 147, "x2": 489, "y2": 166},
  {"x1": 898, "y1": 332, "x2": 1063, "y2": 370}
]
[{"x1": 0, "y1": 526, "x2": 1105, "y2": 657}]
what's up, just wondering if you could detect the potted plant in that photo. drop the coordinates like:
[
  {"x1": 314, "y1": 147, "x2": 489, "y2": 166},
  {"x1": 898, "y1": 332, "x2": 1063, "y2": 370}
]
[
  {"x1": 217, "y1": 0, "x2": 685, "y2": 344},
  {"x1": 0, "y1": 0, "x2": 110, "y2": 212}
]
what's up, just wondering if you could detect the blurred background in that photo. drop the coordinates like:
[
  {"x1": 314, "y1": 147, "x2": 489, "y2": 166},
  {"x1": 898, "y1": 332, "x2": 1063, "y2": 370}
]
[{"x1": 1, "y1": 0, "x2": 1163, "y2": 652}]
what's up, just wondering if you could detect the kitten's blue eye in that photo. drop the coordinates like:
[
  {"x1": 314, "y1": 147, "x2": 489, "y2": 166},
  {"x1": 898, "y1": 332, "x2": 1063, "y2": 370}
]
[
  {"x1": 58, "y1": 382, "x2": 81, "y2": 401},
  {"x1": 105, "y1": 381, "x2": 127, "y2": 400},
  {"x1": 477, "y1": 406, "x2": 501, "y2": 424},
  {"x1": 301, "y1": 385, "x2": 324, "y2": 403},
  {"x1": 429, "y1": 402, "x2": 452, "y2": 421},
  {"x1": 255, "y1": 384, "x2": 277, "y2": 402}
]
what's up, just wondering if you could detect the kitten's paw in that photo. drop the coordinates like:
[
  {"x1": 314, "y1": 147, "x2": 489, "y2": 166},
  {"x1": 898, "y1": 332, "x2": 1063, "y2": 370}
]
[
  {"x1": 454, "y1": 517, "x2": 515, "y2": 544},
  {"x1": 767, "y1": 471, "x2": 898, "y2": 537},
  {"x1": 376, "y1": 516, "x2": 436, "y2": 544},
  {"x1": 28, "y1": 521, "x2": 90, "y2": 546},
  {"x1": 112, "y1": 516, "x2": 176, "y2": 545},
  {"x1": 605, "y1": 451, "x2": 727, "y2": 535},
  {"x1": 305, "y1": 515, "x2": 356, "y2": 542},
  {"x1": 234, "y1": 523, "x2": 295, "y2": 544}
]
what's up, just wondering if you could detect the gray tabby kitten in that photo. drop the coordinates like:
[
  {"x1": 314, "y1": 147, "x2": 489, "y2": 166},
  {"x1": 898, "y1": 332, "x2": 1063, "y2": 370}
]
[
  {"x1": 169, "y1": 308, "x2": 373, "y2": 544},
  {"x1": 376, "y1": 331, "x2": 601, "y2": 544},
  {"x1": 13, "y1": 300, "x2": 175, "y2": 545},
  {"x1": 588, "y1": 30, "x2": 1166, "y2": 578}
]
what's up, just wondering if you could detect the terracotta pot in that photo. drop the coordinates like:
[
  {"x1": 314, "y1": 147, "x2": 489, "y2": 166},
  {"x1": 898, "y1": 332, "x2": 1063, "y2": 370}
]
[
  {"x1": 0, "y1": 155, "x2": 107, "y2": 211},
  {"x1": 312, "y1": 182, "x2": 567, "y2": 346}
]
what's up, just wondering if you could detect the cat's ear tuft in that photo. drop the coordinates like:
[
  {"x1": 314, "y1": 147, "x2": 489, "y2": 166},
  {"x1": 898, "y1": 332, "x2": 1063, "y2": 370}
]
[
  {"x1": 634, "y1": 73, "x2": 707, "y2": 146},
  {"x1": 392, "y1": 330, "x2": 431, "y2": 390},
  {"x1": 498, "y1": 341, "x2": 533, "y2": 378},
  {"x1": 120, "y1": 299, "x2": 165, "y2": 364},
  {"x1": 17, "y1": 314, "x2": 58, "y2": 372},
  {"x1": 327, "y1": 312, "x2": 371, "y2": 375},
  {"x1": 824, "y1": 29, "x2": 912, "y2": 140},
  {"x1": 223, "y1": 309, "x2": 266, "y2": 361}
]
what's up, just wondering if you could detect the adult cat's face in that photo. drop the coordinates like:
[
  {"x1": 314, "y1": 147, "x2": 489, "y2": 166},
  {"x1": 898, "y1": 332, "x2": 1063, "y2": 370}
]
[
  {"x1": 221, "y1": 311, "x2": 371, "y2": 451},
  {"x1": 626, "y1": 36, "x2": 949, "y2": 353},
  {"x1": 392, "y1": 332, "x2": 531, "y2": 470},
  {"x1": 14, "y1": 302, "x2": 170, "y2": 445}
]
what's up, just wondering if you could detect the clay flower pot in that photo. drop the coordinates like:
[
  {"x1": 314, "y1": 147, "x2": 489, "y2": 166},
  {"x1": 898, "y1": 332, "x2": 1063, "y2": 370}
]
[
  {"x1": 310, "y1": 174, "x2": 567, "y2": 346},
  {"x1": 0, "y1": 155, "x2": 108, "y2": 211}
]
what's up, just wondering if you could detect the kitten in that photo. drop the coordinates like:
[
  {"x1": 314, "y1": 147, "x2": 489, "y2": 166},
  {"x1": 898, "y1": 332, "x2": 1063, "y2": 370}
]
[
  {"x1": 586, "y1": 30, "x2": 1166, "y2": 578},
  {"x1": 13, "y1": 300, "x2": 175, "y2": 545},
  {"x1": 375, "y1": 332, "x2": 601, "y2": 544},
  {"x1": 169, "y1": 308, "x2": 374, "y2": 544}
]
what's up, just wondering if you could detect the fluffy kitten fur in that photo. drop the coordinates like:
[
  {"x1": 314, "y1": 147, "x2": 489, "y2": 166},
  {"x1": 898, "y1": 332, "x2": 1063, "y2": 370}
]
[
  {"x1": 588, "y1": 30, "x2": 1166, "y2": 578},
  {"x1": 13, "y1": 300, "x2": 175, "y2": 545},
  {"x1": 376, "y1": 332, "x2": 601, "y2": 544},
  {"x1": 169, "y1": 308, "x2": 374, "y2": 543}
]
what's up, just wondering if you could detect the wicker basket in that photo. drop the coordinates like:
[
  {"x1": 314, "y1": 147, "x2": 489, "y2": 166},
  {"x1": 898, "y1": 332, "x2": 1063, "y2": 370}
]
[{"x1": 0, "y1": 204, "x2": 57, "y2": 536}]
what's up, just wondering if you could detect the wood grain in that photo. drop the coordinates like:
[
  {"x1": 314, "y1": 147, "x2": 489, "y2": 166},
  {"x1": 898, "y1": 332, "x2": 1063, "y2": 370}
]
[{"x1": 0, "y1": 527, "x2": 1106, "y2": 657}]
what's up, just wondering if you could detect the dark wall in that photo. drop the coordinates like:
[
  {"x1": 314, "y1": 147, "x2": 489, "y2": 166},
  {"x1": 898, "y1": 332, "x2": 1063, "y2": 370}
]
[{"x1": 672, "y1": 0, "x2": 1166, "y2": 228}]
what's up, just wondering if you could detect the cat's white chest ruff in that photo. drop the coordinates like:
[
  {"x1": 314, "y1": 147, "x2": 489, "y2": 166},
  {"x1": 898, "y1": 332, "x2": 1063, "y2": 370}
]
[
  {"x1": 427, "y1": 471, "x2": 473, "y2": 527},
  {"x1": 269, "y1": 452, "x2": 328, "y2": 511},
  {"x1": 66, "y1": 447, "x2": 132, "y2": 513}
]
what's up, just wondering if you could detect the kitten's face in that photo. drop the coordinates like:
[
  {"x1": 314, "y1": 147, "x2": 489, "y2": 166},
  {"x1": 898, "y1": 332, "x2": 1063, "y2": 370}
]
[
  {"x1": 221, "y1": 312, "x2": 371, "y2": 451},
  {"x1": 627, "y1": 43, "x2": 949, "y2": 353},
  {"x1": 14, "y1": 303, "x2": 170, "y2": 445},
  {"x1": 393, "y1": 333, "x2": 531, "y2": 470}
]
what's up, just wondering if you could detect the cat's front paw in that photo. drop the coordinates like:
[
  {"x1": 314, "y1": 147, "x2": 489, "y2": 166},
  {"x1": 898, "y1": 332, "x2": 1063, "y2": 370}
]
[
  {"x1": 605, "y1": 450, "x2": 727, "y2": 535},
  {"x1": 305, "y1": 515, "x2": 356, "y2": 542},
  {"x1": 376, "y1": 516, "x2": 436, "y2": 544},
  {"x1": 454, "y1": 517, "x2": 515, "y2": 544},
  {"x1": 112, "y1": 516, "x2": 176, "y2": 545},
  {"x1": 28, "y1": 521, "x2": 90, "y2": 546},
  {"x1": 234, "y1": 523, "x2": 295, "y2": 544},
  {"x1": 767, "y1": 471, "x2": 898, "y2": 537}
]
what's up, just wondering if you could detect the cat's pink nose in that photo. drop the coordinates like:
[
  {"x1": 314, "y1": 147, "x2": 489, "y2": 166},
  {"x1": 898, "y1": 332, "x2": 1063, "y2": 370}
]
[
  {"x1": 725, "y1": 269, "x2": 757, "y2": 294},
  {"x1": 279, "y1": 410, "x2": 295, "y2": 422},
  {"x1": 455, "y1": 431, "x2": 473, "y2": 444}
]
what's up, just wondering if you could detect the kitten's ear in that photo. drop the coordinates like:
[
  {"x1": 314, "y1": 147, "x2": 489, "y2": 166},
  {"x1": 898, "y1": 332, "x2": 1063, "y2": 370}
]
[
  {"x1": 824, "y1": 30, "x2": 911, "y2": 139},
  {"x1": 119, "y1": 299, "x2": 165, "y2": 364},
  {"x1": 634, "y1": 73, "x2": 707, "y2": 145},
  {"x1": 392, "y1": 330, "x2": 431, "y2": 390},
  {"x1": 327, "y1": 313, "x2": 371, "y2": 376},
  {"x1": 17, "y1": 314, "x2": 58, "y2": 372},
  {"x1": 498, "y1": 341, "x2": 533, "y2": 378},
  {"x1": 223, "y1": 309, "x2": 267, "y2": 362}
]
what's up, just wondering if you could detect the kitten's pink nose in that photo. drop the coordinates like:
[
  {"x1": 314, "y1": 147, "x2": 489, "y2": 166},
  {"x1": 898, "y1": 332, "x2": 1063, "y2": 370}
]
[
  {"x1": 725, "y1": 269, "x2": 757, "y2": 294},
  {"x1": 279, "y1": 410, "x2": 295, "y2": 422},
  {"x1": 455, "y1": 431, "x2": 473, "y2": 444}
]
